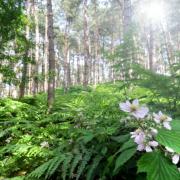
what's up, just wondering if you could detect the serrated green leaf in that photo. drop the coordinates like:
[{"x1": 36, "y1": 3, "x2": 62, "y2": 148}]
[
  {"x1": 111, "y1": 134, "x2": 130, "y2": 143},
  {"x1": 137, "y1": 151, "x2": 180, "y2": 180},
  {"x1": 171, "y1": 120, "x2": 180, "y2": 131},
  {"x1": 119, "y1": 138, "x2": 136, "y2": 152},
  {"x1": 156, "y1": 129, "x2": 180, "y2": 153},
  {"x1": 79, "y1": 132, "x2": 94, "y2": 143},
  {"x1": 113, "y1": 147, "x2": 136, "y2": 174}
]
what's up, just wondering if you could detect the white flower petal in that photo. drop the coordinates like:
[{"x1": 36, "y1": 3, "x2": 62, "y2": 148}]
[
  {"x1": 133, "y1": 107, "x2": 149, "y2": 119},
  {"x1": 163, "y1": 122, "x2": 171, "y2": 130},
  {"x1": 167, "y1": 117, "x2": 172, "y2": 122},
  {"x1": 149, "y1": 141, "x2": 158, "y2": 147},
  {"x1": 134, "y1": 135, "x2": 145, "y2": 144},
  {"x1": 137, "y1": 144, "x2": 145, "y2": 151},
  {"x1": 172, "y1": 154, "x2": 180, "y2": 165},
  {"x1": 165, "y1": 147, "x2": 174, "y2": 153},
  {"x1": 159, "y1": 111, "x2": 163, "y2": 116},
  {"x1": 150, "y1": 128, "x2": 158, "y2": 136},
  {"x1": 132, "y1": 99, "x2": 139, "y2": 106},
  {"x1": 119, "y1": 102, "x2": 131, "y2": 112},
  {"x1": 145, "y1": 146, "x2": 153, "y2": 152},
  {"x1": 153, "y1": 113, "x2": 161, "y2": 123}
]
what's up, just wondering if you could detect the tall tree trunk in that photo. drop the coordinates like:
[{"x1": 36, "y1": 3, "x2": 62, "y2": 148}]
[
  {"x1": 19, "y1": 0, "x2": 31, "y2": 98},
  {"x1": 32, "y1": 0, "x2": 40, "y2": 94},
  {"x1": 32, "y1": 0, "x2": 39, "y2": 95},
  {"x1": 63, "y1": 22, "x2": 71, "y2": 92},
  {"x1": 83, "y1": 0, "x2": 90, "y2": 87},
  {"x1": 77, "y1": 39, "x2": 81, "y2": 84},
  {"x1": 47, "y1": 0, "x2": 55, "y2": 110},
  {"x1": 123, "y1": 0, "x2": 132, "y2": 36},
  {"x1": 148, "y1": 24, "x2": 154, "y2": 70},
  {"x1": 93, "y1": 0, "x2": 100, "y2": 85},
  {"x1": 44, "y1": 14, "x2": 48, "y2": 92}
]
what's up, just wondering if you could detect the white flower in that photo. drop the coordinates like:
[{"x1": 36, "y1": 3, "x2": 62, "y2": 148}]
[
  {"x1": 172, "y1": 154, "x2": 180, "y2": 165},
  {"x1": 166, "y1": 147, "x2": 180, "y2": 165},
  {"x1": 131, "y1": 129, "x2": 158, "y2": 152},
  {"x1": 145, "y1": 145, "x2": 153, "y2": 152},
  {"x1": 136, "y1": 140, "x2": 158, "y2": 152},
  {"x1": 5, "y1": 137, "x2": 12, "y2": 144},
  {"x1": 130, "y1": 129, "x2": 146, "y2": 144},
  {"x1": 40, "y1": 141, "x2": 49, "y2": 148},
  {"x1": 165, "y1": 146, "x2": 174, "y2": 153},
  {"x1": 150, "y1": 128, "x2": 158, "y2": 136},
  {"x1": 149, "y1": 141, "x2": 159, "y2": 147},
  {"x1": 119, "y1": 99, "x2": 149, "y2": 119},
  {"x1": 153, "y1": 111, "x2": 172, "y2": 130},
  {"x1": 137, "y1": 144, "x2": 145, "y2": 151}
]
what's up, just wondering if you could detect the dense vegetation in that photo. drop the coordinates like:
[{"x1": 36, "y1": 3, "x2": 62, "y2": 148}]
[{"x1": 0, "y1": 81, "x2": 180, "y2": 179}]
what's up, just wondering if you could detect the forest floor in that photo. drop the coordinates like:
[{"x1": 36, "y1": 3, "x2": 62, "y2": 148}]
[{"x1": 0, "y1": 82, "x2": 180, "y2": 179}]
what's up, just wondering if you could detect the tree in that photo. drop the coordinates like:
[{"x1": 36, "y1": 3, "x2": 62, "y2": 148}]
[
  {"x1": 19, "y1": 0, "x2": 31, "y2": 98},
  {"x1": 83, "y1": 0, "x2": 90, "y2": 86},
  {"x1": 47, "y1": 0, "x2": 55, "y2": 110}
]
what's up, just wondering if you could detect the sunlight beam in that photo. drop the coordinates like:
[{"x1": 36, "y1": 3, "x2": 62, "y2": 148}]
[{"x1": 140, "y1": 1, "x2": 166, "y2": 23}]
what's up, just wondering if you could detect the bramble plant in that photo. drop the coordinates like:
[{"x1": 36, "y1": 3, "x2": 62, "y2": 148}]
[{"x1": 120, "y1": 99, "x2": 180, "y2": 165}]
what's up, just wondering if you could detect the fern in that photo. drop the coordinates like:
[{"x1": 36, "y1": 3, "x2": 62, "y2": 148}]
[
  {"x1": 27, "y1": 159, "x2": 53, "y2": 179},
  {"x1": 28, "y1": 155, "x2": 65, "y2": 179},
  {"x1": 69, "y1": 152, "x2": 82, "y2": 178},
  {"x1": 76, "y1": 151, "x2": 93, "y2": 180},
  {"x1": 45, "y1": 155, "x2": 65, "y2": 179},
  {"x1": 61, "y1": 153, "x2": 73, "y2": 180},
  {"x1": 86, "y1": 155, "x2": 103, "y2": 180}
]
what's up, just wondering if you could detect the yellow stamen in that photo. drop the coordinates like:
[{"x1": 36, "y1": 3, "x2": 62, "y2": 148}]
[
  {"x1": 160, "y1": 115, "x2": 167, "y2": 121},
  {"x1": 130, "y1": 104, "x2": 138, "y2": 112}
]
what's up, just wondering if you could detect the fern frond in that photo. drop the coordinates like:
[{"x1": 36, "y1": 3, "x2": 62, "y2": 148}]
[
  {"x1": 86, "y1": 155, "x2": 103, "y2": 180},
  {"x1": 28, "y1": 155, "x2": 65, "y2": 180},
  {"x1": 62, "y1": 153, "x2": 73, "y2": 180},
  {"x1": 76, "y1": 151, "x2": 92, "y2": 180},
  {"x1": 69, "y1": 152, "x2": 82, "y2": 178},
  {"x1": 45, "y1": 154, "x2": 65, "y2": 179},
  {"x1": 28, "y1": 159, "x2": 54, "y2": 179}
]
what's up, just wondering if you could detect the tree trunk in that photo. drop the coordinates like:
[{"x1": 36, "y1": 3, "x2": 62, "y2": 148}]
[
  {"x1": 47, "y1": 0, "x2": 55, "y2": 110},
  {"x1": 44, "y1": 14, "x2": 48, "y2": 92},
  {"x1": 19, "y1": 0, "x2": 31, "y2": 98},
  {"x1": 63, "y1": 22, "x2": 71, "y2": 92},
  {"x1": 123, "y1": 0, "x2": 132, "y2": 36},
  {"x1": 93, "y1": 0, "x2": 100, "y2": 85},
  {"x1": 77, "y1": 39, "x2": 81, "y2": 84},
  {"x1": 83, "y1": 0, "x2": 90, "y2": 87},
  {"x1": 32, "y1": 0, "x2": 40, "y2": 95},
  {"x1": 148, "y1": 24, "x2": 154, "y2": 70}
]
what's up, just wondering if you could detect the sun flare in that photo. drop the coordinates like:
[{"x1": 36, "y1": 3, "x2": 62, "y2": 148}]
[{"x1": 140, "y1": 1, "x2": 166, "y2": 23}]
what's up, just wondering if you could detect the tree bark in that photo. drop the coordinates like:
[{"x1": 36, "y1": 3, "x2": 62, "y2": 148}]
[
  {"x1": 47, "y1": 0, "x2": 55, "y2": 110},
  {"x1": 83, "y1": 0, "x2": 90, "y2": 87},
  {"x1": 63, "y1": 22, "x2": 71, "y2": 92},
  {"x1": 43, "y1": 14, "x2": 48, "y2": 92},
  {"x1": 147, "y1": 24, "x2": 154, "y2": 70},
  {"x1": 19, "y1": 0, "x2": 31, "y2": 98},
  {"x1": 32, "y1": 0, "x2": 40, "y2": 94},
  {"x1": 77, "y1": 39, "x2": 81, "y2": 84},
  {"x1": 123, "y1": 0, "x2": 132, "y2": 36}
]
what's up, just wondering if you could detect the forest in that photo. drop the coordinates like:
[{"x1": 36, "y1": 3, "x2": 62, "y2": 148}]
[{"x1": 0, "y1": 0, "x2": 180, "y2": 179}]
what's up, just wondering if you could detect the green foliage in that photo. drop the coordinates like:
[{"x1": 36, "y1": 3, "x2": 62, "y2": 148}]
[
  {"x1": 0, "y1": 0, "x2": 29, "y2": 85},
  {"x1": 113, "y1": 147, "x2": 136, "y2": 174},
  {"x1": 155, "y1": 120, "x2": 180, "y2": 154},
  {"x1": 156, "y1": 125, "x2": 180, "y2": 153},
  {"x1": 132, "y1": 63, "x2": 180, "y2": 115},
  {"x1": 137, "y1": 151, "x2": 180, "y2": 180},
  {"x1": 28, "y1": 155, "x2": 66, "y2": 179},
  {"x1": 0, "y1": 83, "x2": 179, "y2": 179}
]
